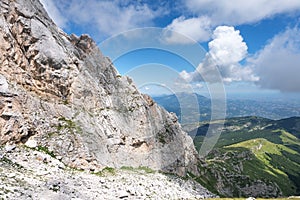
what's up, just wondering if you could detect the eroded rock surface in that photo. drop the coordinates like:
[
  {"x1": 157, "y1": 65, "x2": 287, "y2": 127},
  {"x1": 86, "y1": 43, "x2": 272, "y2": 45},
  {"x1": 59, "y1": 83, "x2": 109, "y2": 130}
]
[{"x1": 0, "y1": 0, "x2": 199, "y2": 176}]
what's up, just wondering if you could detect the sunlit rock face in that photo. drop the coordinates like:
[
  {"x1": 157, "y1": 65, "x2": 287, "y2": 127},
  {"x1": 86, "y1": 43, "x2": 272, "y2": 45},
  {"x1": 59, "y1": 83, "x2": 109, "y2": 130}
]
[{"x1": 0, "y1": 0, "x2": 199, "y2": 176}]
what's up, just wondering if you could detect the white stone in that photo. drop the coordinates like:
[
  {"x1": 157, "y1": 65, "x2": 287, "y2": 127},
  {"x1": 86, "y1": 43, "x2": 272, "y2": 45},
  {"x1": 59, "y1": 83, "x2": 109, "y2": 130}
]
[
  {"x1": 7, "y1": 173, "x2": 16, "y2": 178},
  {"x1": 0, "y1": 74, "x2": 8, "y2": 93},
  {"x1": 25, "y1": 139, "x2": 38, "y2": 148},
  {"x1": 5, "y1": 144, "x2": 16, "y2": 152},
  {"x1": 117, "y1": 190, "x2": 129, "y2": 198}
]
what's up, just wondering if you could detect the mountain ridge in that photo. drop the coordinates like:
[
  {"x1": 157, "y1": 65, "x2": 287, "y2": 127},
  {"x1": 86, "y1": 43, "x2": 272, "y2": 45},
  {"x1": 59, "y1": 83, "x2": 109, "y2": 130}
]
[
  {"x1": 0, "y1": 0, "x2": 199, "y2": 176},
  {"x1": 192, "y1": 116, "x2": 300, "y2": 197}
]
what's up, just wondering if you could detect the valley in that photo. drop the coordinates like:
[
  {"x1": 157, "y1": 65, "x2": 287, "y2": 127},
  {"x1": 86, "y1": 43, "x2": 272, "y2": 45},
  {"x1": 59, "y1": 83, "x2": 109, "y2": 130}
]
[
  {"x1": 153, "y1": 93, "x2": 300, "y2": 122},
  {"x1": 191, "y1": 116, "x2": 300, "y2": 197},
  {"x1": 154, "y1": 93, "x2": 300, "y2": 197}
]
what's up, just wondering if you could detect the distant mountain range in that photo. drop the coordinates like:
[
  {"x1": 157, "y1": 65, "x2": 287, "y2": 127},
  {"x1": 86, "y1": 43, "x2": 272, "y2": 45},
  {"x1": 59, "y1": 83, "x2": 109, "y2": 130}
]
[
  {"x1": 190, "y1": 116, "x2": 300, "y2": 197},
  {"x1": 153, "y1": 93, "x2": 300, "y2": 122}
]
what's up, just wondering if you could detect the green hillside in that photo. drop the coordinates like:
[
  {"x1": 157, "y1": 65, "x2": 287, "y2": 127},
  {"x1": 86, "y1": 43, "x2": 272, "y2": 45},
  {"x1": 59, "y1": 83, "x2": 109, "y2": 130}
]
[{"x1": 191, "y1": 116, "x2": 300, "y2": 197}]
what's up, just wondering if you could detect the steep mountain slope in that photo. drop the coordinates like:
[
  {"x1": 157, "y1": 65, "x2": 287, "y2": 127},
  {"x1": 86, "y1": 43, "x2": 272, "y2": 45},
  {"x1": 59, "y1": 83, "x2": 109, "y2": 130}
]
[
  {"x1": 191, "y1": 116, "x2": 300, "y2": 197},
  {"x1": 0, "y1": 0, "x2": 199, "y2": 176}
]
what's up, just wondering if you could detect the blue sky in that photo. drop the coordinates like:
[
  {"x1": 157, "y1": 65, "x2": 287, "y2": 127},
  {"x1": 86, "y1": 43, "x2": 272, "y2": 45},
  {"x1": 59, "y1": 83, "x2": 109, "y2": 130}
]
[{"x1": 41, "y1": 0, "x2": 300, "y2": 98}]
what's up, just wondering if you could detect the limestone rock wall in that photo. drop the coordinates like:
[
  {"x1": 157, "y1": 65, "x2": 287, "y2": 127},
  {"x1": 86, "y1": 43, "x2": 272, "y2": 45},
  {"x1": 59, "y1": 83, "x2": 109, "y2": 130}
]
[{"x1": 0, "y1": 0, "x2": 199, "y2": 176}]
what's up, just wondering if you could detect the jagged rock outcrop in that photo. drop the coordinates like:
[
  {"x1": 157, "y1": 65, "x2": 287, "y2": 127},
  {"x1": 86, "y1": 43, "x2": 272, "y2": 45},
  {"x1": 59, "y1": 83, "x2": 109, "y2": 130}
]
[{"x1": 0, "y1": 0, "x2": 199, "y2": 176}]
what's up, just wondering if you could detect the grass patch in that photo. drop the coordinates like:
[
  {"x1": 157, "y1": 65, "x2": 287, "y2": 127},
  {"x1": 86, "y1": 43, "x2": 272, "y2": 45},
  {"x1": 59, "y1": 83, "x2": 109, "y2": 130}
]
[
  {"x1": 0, "y1": 187, "x2": 12, "y2": 195},
  {"x1": 157, "y1": 133, "x2": 167, "y2": 144},
  {"x1": 120, "y1": 166, "x2": 135, "y2": 171},
  {"x1": 137, "y1": 166, "x2": 155, "y2": 173},
  {"x1": 0, "y1": 156, "x2": 23, "y2": 169},
  {"x1": 121, "y1": 166, "x2": 155, "y2": 173},
  {"x1": 188, "y1": 170, "x2": 220, "y2": 196},
  {"x1": 62, "y1": 99, "x2": 69, "y2": 105},
  {"x1": 92, "y1": 167, "x2": 116, "y2": 176},
  {"x1": 36, "y1": 146, "x2": 56, "y2": 158},
  {"x1": 65, "y1": 166, "x2": 84, "y2": 174},
  {"x1": 57, "y1": 117, "x2": 83, "y2": 135}
]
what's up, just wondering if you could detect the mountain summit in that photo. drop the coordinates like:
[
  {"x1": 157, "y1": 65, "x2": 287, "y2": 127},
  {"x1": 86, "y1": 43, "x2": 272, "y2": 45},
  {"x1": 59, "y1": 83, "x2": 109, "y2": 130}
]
[{"x1": 0, "y1": 0, "x2": 199, "y2": 176}]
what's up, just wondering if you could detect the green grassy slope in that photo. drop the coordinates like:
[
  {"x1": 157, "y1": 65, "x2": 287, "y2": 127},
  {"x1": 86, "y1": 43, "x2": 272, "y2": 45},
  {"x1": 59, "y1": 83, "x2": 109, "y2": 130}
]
[{"x1": 191, "y1": 116, "x2": 300, "y2": 197}]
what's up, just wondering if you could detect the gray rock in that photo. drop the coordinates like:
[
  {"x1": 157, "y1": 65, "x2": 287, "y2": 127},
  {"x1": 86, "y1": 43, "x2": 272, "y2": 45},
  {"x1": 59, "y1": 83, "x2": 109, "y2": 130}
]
[
  {"x1": 0, "y1": 0, "x2": 199, "y2": 176},
  {"x1": 5, "y1": 143, "x2": 16, "y2": 152}
]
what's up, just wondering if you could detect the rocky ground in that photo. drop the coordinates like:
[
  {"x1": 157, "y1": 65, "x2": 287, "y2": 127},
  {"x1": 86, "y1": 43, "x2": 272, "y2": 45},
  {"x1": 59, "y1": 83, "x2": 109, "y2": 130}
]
[{"x1": 0, "y1": 144, "x2": 215, "y2": 200}]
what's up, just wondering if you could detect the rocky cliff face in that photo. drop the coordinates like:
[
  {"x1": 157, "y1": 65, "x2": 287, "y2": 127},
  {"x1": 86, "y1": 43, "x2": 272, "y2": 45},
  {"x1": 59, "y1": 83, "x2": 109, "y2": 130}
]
[{"x1": 0, "y1": 0, "x2": 199, "y2": 176}]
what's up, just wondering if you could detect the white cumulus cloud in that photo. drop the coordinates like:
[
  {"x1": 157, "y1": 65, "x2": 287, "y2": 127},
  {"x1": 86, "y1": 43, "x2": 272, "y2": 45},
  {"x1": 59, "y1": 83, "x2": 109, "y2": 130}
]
[
  {"x1": 41, "y1": 0, "x2": 164, "y2": 40},
  {"x1": 164, "y1": 0, "x2": 300, "y2": 44},
  {"x1": 184, "y1": 0, "x2": 300, "y2": 25},
  {"x1": 249, "y1": 27, "x2": 300, "y2": 92},
  {"x1": 162, "y1": 16, "x2": 212, "y2": 44},
  {"x1": 209, "y1": 26, "x2": 247, "y2": 66},
  {"x1": 67, "y1": 0, "x2": 159, "y2": 37},
  {"x1": 180, "y1": 26, "x2": 258, "y2": 83}
]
